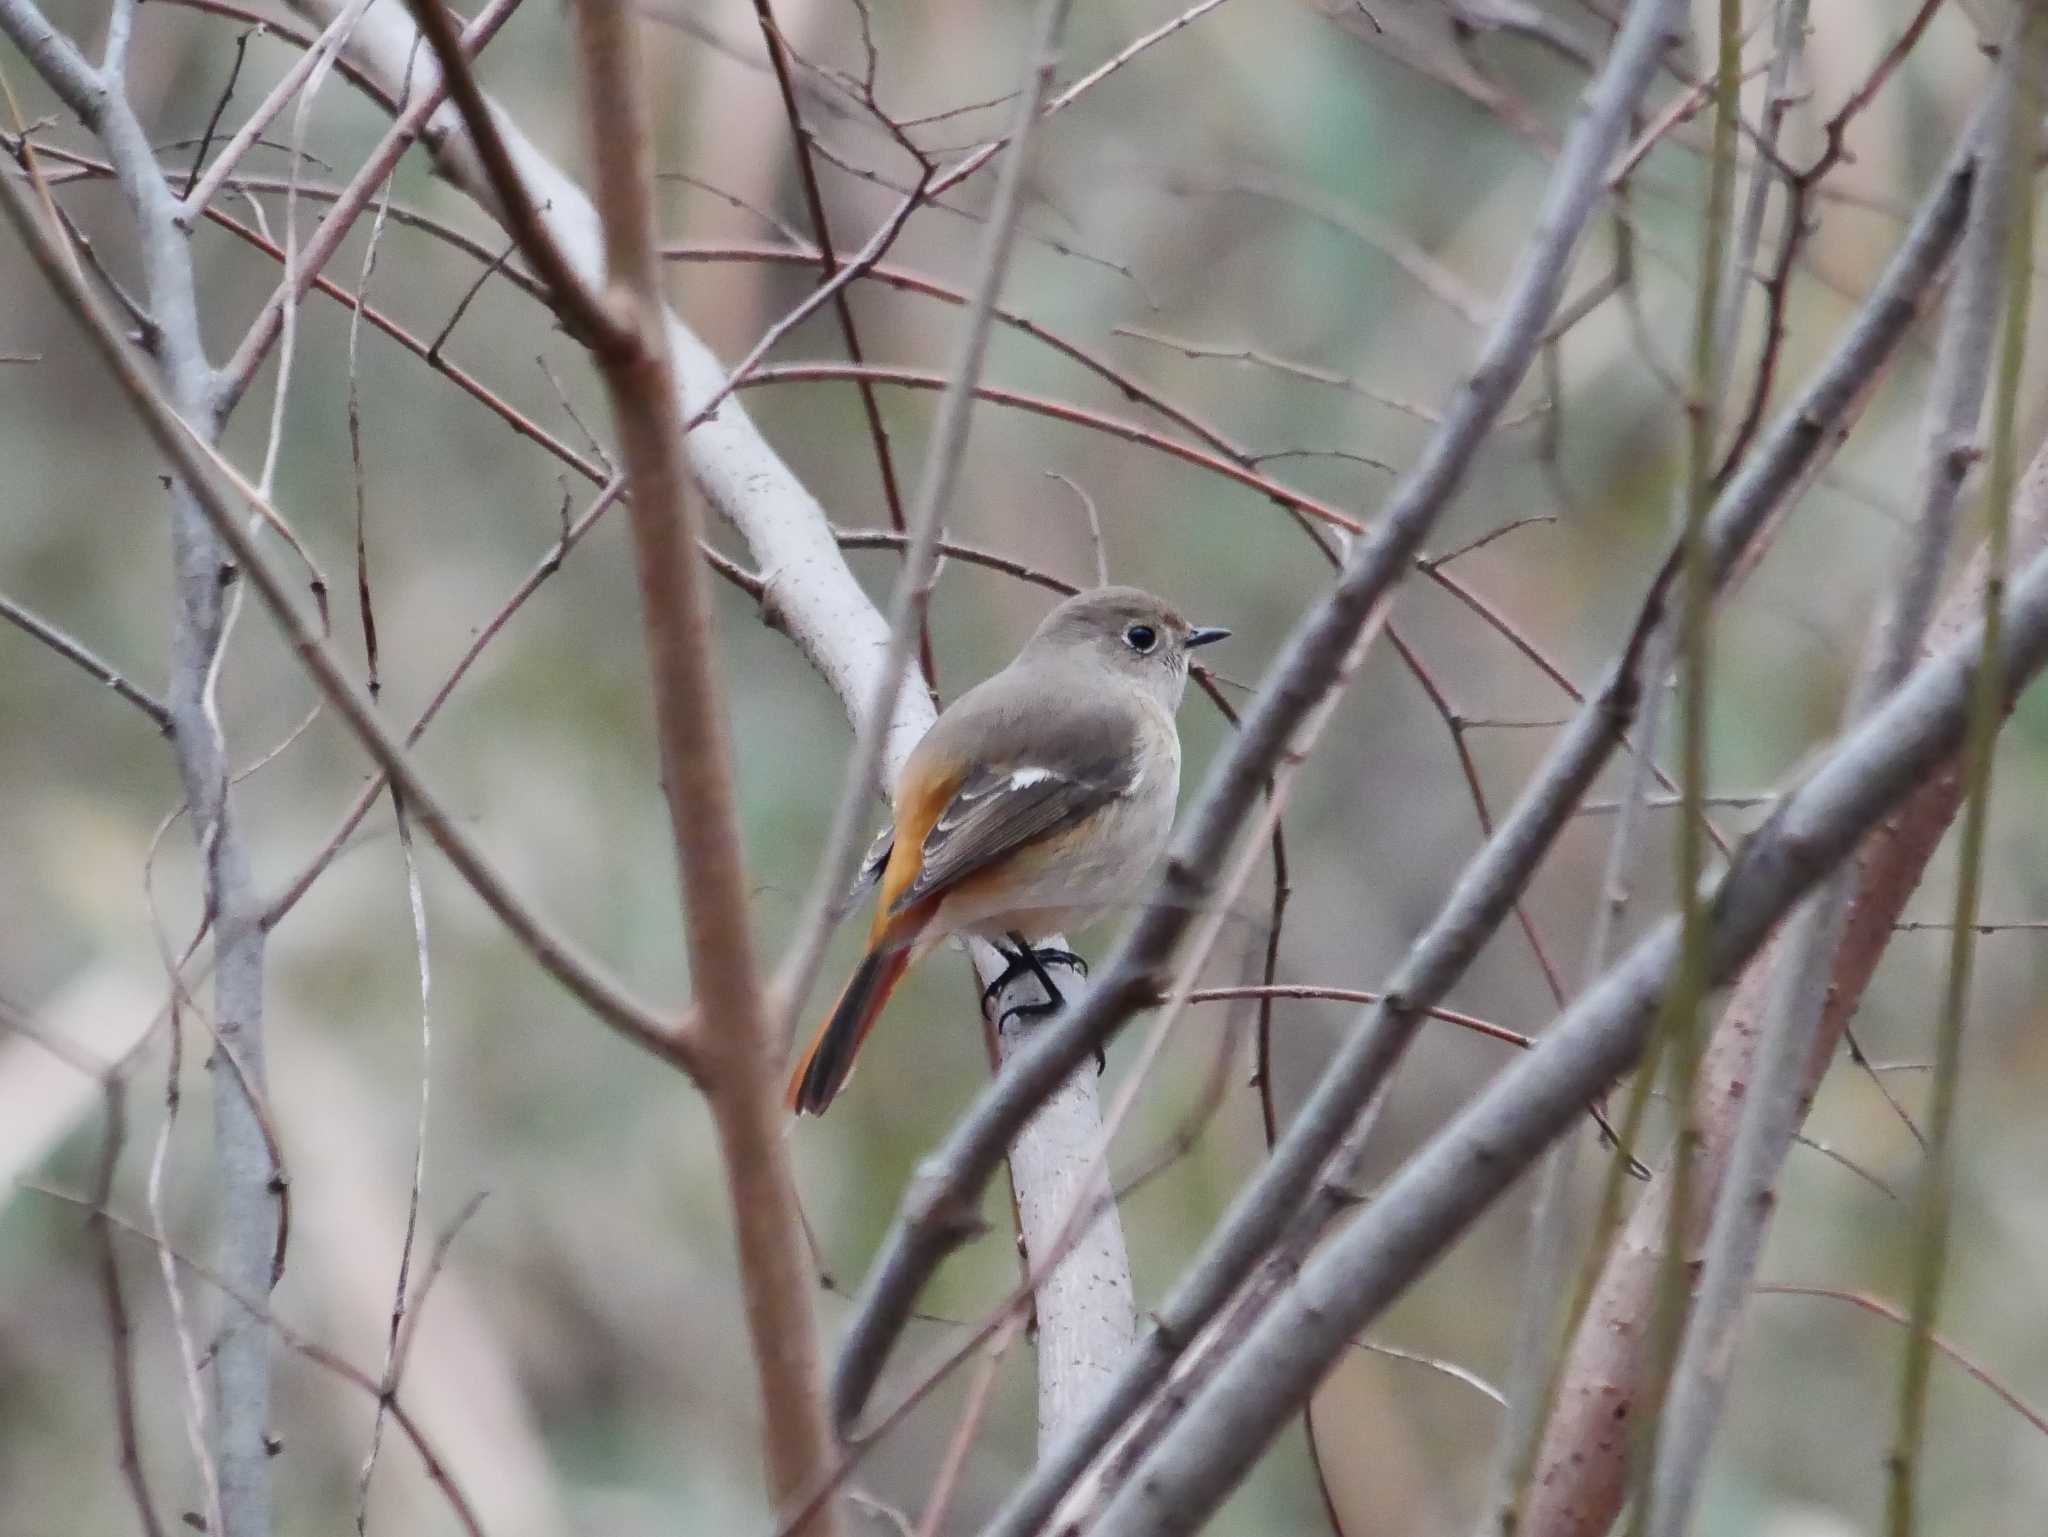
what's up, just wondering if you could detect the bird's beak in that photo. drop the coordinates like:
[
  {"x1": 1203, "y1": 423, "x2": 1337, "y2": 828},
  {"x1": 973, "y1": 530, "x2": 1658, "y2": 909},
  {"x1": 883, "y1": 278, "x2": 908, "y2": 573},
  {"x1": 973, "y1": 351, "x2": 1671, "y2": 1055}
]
[{"x1": 1185, "y1": 625, "x2": 1231, "y2": 649}]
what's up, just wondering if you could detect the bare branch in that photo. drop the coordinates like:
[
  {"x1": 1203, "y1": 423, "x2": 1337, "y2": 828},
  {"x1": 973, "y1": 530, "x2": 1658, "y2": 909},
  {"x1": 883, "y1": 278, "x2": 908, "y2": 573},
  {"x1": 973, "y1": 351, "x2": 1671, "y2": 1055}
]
[
  {"x1": 0, "y1": 591, "x2": 172, "y2": 731},
  {"x1": 564, "y1": 0, "x2": 840, "y2": 1526},
  {"x1": 835, "y1": 0, "x2": 1686, "y2": 1444},
  {"x1": 216, "y1": 0, "x2": 525, "y2": 408},
  {"x1": 1645, "y1": 37, "x2": 2024, "y2": 1532},
  {"x1": 397, "y1": 0, "x2": 621, "y2": 350},
  {"x1": 0, "y1": 163, "x2": 699, "y2": 1076},
  {"x1": 1888, "y1": 15, "x2": 2040, "y2": 1530},
  {"x1": 985, "y1": 63, "x2": 1980, "y2": 1534},
  {"x1": 183, "y1": 3, "x2": 364, "y2": 218},
  {"x1": 30, "y1": 1185, "x2": 489, "y2": 1537},
  {"x1": 1089, "y1": 526, "x2": 2048, "y2": 1537},
  {"x1": 0, "y1": 3, "x2": 281, "y2": 1527}
]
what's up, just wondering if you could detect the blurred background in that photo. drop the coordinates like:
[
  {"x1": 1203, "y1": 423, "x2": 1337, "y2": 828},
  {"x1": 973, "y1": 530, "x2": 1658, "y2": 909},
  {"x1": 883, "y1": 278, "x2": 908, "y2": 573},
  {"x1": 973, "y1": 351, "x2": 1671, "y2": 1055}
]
[{"x1": 3, "y1": 0, "x2": 2047, "y2": 1532}]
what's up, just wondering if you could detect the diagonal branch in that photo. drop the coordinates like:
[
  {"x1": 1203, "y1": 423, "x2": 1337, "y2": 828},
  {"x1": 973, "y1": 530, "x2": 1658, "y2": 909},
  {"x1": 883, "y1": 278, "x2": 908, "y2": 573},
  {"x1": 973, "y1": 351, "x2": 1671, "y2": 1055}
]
[
  {"x1": 0, "y1": 591, "x2": 172, "y2": 731},
  {"x1": 828, "y1": 0, "x2": 1678, "y2": 1442},
  {"x1": 398, "y1": 0, "x2": 624, "y2": 352},
  {"x1": 1089, "y1": 527, "x2": 2048, "y2": 1537},
  {"x1": 1644, "y1": 35, "x2": 2027, "y2": 1531},
  {"x1": 0, "y1": 161, "x2": 699, "y2": 1079},
  {"x1": 981, "y1": 57, "x2": 1980, "y2": 1536},
  {"x1": 744, "y1": 0, "x2": 924, "y2": 682}
]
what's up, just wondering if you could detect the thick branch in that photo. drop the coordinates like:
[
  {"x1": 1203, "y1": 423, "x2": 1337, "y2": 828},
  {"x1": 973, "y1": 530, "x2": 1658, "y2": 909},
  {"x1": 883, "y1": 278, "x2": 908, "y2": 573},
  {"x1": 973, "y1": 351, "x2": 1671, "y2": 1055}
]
[
  {"x1": 982, "y1": 19, "x2": 1979, "y2": 1533},
  {"x1": 1090, "y1": 531, "x2": 2048, "y2": 1537},
  {"x1": 988, "y1": 944, "x2": 1139, "y2": 1444},
  {"x1": 1644, "y1": 36, "x2": 2026, "y2": 1530},
  {"x1": 830, "y1": 0, "x2": 1687, "y2": 1434}
]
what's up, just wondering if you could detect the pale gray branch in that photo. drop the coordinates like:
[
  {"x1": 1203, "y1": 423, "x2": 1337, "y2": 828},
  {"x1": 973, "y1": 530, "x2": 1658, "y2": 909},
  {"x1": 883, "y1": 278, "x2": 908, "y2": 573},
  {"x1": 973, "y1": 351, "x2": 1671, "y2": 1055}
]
[
  {"x1": 1092, "y1": 531, "x2": 2048, "y2": 1537},
  {"x1": 1645, "y1": 42, "x2": 2021, "y2": 1532},
  {"x1": 0, "y1": 2, "x2": 275, "y2": 1528},
  {"x1": 983, "y1": 64, "x2": 1979, "y2": 1536},
  {"x1": 832, "y1": 0, "x2": 1687, "y2": 1445},
  {"x1": 282, "y1": 0, "x2": 1145, "y2": 1460},
  {"x1": 0, "y1": 160, "x2": 696, "y2": 1077}
]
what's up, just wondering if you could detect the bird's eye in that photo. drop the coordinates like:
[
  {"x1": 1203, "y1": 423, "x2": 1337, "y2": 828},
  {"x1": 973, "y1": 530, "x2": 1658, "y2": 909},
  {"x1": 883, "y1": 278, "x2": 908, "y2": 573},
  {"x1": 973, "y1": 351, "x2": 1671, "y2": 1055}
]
[{"x1": 1124, "y1": 623, "x2": 1158, "y2": 654}]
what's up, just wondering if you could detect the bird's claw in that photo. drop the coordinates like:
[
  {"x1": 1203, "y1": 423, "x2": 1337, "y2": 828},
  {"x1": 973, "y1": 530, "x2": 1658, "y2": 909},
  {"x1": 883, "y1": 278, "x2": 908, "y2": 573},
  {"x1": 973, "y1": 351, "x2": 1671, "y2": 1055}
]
[
  {"x1": 1033, "y1": 948, "x2": 1087, "y2": 976},
  {"x1": 996, "y1": 997, "x2": 1060, "y2": 1031}
]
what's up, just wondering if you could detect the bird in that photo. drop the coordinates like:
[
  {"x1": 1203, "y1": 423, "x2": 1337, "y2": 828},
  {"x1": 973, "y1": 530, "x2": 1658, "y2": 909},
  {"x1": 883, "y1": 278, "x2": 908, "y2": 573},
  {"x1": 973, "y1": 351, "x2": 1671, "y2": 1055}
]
[{"x1": 785, "y1": 586, "x2": 1230, "y2": 1116}]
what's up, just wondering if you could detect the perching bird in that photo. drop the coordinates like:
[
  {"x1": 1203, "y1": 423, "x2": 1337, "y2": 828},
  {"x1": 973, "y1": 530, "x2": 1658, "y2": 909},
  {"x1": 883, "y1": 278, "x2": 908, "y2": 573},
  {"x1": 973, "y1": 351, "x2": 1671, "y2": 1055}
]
[{"x1": 785, "y1": 586, "x2": 1229, "y2": 1115}]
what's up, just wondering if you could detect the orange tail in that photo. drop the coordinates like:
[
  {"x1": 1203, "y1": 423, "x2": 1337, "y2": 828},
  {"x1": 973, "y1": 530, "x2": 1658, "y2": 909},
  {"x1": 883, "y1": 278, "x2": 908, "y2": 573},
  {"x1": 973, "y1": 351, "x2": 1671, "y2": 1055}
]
[{"x1": 785, "y1": 946, "x2": 914, "y2": 1115}]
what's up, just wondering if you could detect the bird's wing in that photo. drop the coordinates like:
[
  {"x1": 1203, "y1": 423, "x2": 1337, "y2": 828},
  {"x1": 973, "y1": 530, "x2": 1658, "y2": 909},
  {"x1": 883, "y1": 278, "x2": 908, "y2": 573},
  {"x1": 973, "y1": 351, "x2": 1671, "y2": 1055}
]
[
  {"x1": 889, "y1": 752, "x2": 1138, "y2": 915},
  {"x1": 850, "y1": 820, "x2": 895, "y2": 899}
]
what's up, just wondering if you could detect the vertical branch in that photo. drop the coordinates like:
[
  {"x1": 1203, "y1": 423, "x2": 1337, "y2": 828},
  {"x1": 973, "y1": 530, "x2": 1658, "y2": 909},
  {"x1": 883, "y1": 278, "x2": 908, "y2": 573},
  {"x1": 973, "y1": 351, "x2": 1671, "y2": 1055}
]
[
  {"x1": 1085, "y1": 528, "x2": 2048, "y2": 1537},
  {"x1": 1645, "y1": 24, "x2": 2025, "y2": 1530},
  {"x1": 1708, "y1": 0, "x2": 1807, "y2": 395},
  {"x1": 562, "y1": 0, "x2": 840, "y2": 1529},
  {"x1": 1632, "y1": 2, "x2": 1738, "y2": 1527},
  {"x1": 0, "y1": 6, "x2": 278, "y2": 1532},
  {"x1": 1887, "y1": 13, "x2": 2041, "y2": 1532},
  {"x1": 991, "y1": 979, "x2": 1139, "y2": 1442},
  {"x1": 832, "y1": 0, "x2": 1689, "y2": 1435},
  {"x1": 95, "y1": 1068, "x2": 167, "y2": 1537}
]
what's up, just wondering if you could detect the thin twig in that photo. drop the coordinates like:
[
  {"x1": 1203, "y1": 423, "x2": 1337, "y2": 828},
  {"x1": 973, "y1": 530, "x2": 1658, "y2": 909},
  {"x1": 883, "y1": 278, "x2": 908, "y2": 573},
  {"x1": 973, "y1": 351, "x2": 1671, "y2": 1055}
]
[
  {"x1": 1087, "y1": 528, "x2": 2048, "y2": 1537},
  {"x1": 772, "y1": 0, "x2": 1081, "y2": 1061},
  {"x1": 215, "y1": 0, "x2": 527, "y2": 410},
  {"x1": 875, "y1": 0, "x2": 1686, "y2": 1483},
  {"x1": 28, "y1": 1186, "x2": 489, "y2": 1537},
  {"x1": 745, "y1": 0, "x2": 926, "y2": 689},
  {"x1": 1889, "y1": 17, "x2": 2038, "y2": 1532},
  {"x1": 0, "y1": 591, "x2": 172, "y2": 730},
  {"x1": 1045, "y1": 470, "x2": 1110, "y2": 587},
  {"x1": 1763, "y1": 1285, "x2": 2048, "y2": 1440},
  {"x1": 0, "y1": 164, "x2": 700, "y2": 1076},
  {"x1": 397, "y1": 0, "x2": 621, "y2": 350}
]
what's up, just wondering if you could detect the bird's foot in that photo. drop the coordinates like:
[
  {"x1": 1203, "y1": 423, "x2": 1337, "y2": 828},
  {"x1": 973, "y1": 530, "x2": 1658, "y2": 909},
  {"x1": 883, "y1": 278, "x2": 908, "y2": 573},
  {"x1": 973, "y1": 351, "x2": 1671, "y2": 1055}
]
[{"x1": 980, "y1": 948, "x2": 1036, "y2": 1013}]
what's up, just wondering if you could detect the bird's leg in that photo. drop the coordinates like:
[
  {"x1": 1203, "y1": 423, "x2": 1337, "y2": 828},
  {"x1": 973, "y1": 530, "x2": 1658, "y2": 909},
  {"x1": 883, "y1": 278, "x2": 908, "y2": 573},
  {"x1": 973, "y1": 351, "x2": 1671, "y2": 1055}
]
[
  {"x1": 980, "y1": 938, "x2": 1038, "y2": 1013},
  {"x1": 994, "y1": 931, "x2": 1065, "y2": 1022},
  {"x1": 995, "y1": 932, "x2": 1105, "y2": 1075}
]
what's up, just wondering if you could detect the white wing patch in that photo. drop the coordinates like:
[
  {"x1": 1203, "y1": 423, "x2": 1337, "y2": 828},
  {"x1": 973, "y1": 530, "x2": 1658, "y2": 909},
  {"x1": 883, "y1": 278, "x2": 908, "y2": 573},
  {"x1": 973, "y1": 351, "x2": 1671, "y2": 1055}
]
[{"x1": 892, "y1": 753, "x2": 1139, "y2": 913}]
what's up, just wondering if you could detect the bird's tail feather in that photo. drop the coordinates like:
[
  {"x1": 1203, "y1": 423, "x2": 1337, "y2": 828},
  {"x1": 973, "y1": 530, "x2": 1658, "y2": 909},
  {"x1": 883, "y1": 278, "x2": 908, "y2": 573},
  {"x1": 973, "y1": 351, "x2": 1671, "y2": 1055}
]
[{"x1": 785, "y1": 945, "x2": 912, "y2": 1116}]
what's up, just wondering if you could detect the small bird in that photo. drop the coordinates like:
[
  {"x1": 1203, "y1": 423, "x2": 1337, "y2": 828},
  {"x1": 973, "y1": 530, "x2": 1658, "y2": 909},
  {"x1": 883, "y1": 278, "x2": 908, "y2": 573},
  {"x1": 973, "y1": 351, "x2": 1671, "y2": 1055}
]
[{"x1": 785, "y1": 586, "x2": 1229, "y2": 1116}]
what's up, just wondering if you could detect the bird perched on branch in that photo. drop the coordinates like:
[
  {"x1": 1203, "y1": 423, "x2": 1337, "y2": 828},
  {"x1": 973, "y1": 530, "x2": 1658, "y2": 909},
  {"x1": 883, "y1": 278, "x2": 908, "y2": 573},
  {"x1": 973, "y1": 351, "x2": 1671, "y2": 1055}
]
[{"x1": 785, "y1": 586, "x2": 1230, "y2": 1116}]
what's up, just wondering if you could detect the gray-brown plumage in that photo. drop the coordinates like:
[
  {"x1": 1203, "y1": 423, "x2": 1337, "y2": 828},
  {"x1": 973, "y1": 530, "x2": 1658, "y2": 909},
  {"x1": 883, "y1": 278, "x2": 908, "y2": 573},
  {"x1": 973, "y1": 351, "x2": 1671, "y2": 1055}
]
[{"x1": 787, "y1": 586, "x2": 1229, "y2": 1115}]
